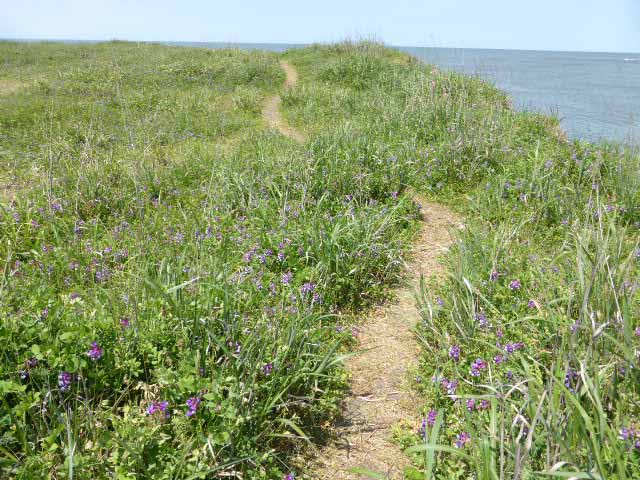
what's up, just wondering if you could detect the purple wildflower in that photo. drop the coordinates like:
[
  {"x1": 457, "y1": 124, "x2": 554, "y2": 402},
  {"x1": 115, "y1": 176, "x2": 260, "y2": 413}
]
[
  {"x1": 427, "y1": 409, "x2": 437, "y2": 427},
  {"x1": 478, "y1": 399, "x2": 490, "y2": 410},
  {"x1": 262, "y1": 363, "x2": 274, "y2": 376},
  {"x1": 620, "y1": 428, "x2": 630, "y2": 441},
  {"x1": 466, "y1": 398, "x2": 476, "y2": 412},
  {"x1": 87, "y1": 342, "x2": 103, "y2": 361},
  {"x1": 300, "y1": 282, "x2": 315, "y2": 295},
  {"x1": 509, "y1": 279, "x2": 522, "y2": 291},
  {"x1": 635, "y1": 327, "x2": 640, "y2": 337},
  {"x1": 441, "y1": 378, "x2": 458, "y2": 396},
  {"x1": 490, "y1": 270, "x2": 499, "y2": 281},
  {"x1": 186, "y1": 397, "x2": 201, "y2": 417},
  {"x1": 449, "y1": 344, "x2": 460, "y2": 362},
  {"x1": 564, "y1": 369, "x2": 579, "y2": 393},
  {"x1": 527, "y1": 299, "x2": 536, "y2": 308},
  {"x1": 455, "y1": 432, "x2": 471, "y2": 448},
  {"x1": 475, "y1": 311, "x2": 489, "y2": 328},
  {"x1": 504, "y1": 342, "x2": 524, "y2": 355},
  {"x1": 494, "y1": 354, "x2": 506, "y2": 365},
  {"x1": 120, "y1": 317, "x2": 130, "y2": 328},
  {"x1": 58, "y1": 371, "x2": 73, "y2": 391},
  {"x1": 419, "y1": 418, "x2": 428, "y2": 439},
  {"x1": 283, "y1": 474, "x2": 295, "y2": 480},
  {"x1": 281, "y1": 271, "x2": 293, "y2": 285},
  {"x1": 147, "y1": 401, "x2": 169, "y2": 417},
  {"x1": 470, "y1": 358, "x2": 487, "y2": 377}
]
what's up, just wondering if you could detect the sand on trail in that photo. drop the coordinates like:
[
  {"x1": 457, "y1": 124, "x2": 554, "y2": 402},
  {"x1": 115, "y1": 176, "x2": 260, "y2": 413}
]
[
  {"x1": 264, "y1": 60, "x2": 461, "y2": 479},
  {"x1": 308, "y1": 200, "x2": 460, "y2": 479},
  {"x1": 262, "y1": 60, "x2": 305, "y2": 142}
]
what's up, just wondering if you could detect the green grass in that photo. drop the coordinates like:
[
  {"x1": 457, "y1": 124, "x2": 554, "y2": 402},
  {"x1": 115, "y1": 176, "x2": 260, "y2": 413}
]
[{"x1": 0, "y1": 40, "x2": 638, "y2": 479}]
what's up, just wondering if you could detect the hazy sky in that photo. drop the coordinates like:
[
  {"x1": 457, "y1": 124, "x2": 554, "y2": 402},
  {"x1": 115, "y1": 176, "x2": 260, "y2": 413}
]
[{"x1": 2, "y1": 0, "x2": 639, "y2": 53}]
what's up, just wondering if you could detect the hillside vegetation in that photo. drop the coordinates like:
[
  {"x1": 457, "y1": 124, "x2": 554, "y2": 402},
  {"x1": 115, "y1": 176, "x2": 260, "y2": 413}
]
[{"x1": 1, "y1": 41, "x2": 638, "y2": 479}]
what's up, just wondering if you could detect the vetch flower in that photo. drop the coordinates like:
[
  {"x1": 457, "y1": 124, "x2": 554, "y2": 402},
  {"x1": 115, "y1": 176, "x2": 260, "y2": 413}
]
[
  {"x1": 455, "y1": 432, "x2": 471, "y2": 448},
  {"x1": 426, "y1": 409, "x2": 437, "y2": 427},
  {"x1": 470, "y1": 358, "x2": 487, "y2": 377},
  {"x1": 466, "y1": 398, "x2": 476, "y2": 411},
  {"x1": 509, "y1": 279, "x2": 522, "y2": 291},
  {"x1": 147, "y1": 401, "x2": 169, "y2": 418},
  {"x1": 262, "y1": 363, "x2": 274, "y2": 376},
  {"x1": 449, "y1": 344, "x2": 460, "y2": 362},
  {"x1": 281, "y1": 271, "x2": 293, "y2": 285},
  {"x1": 475, "y1": 311, "x2": 489, "y2": 328},
  {"x1": 300, "y1": 282, "x2": 315, "y2": 295},
  {"x1": 441, "y1": 378, "x2": 458, "y2": 396},
  {"x1": 564, "y1": 369, "x2": 579, "y2": 393},
  {"x1": 87, "y1": 342, "x2": 103, "y2": 361},
  {"x1": 186, "y1": 397, "x2": 201, "y2": 417},
  {"x1": 58, "y1": 371, "x2": 73, "y2": 391},
  {"x1": 504, "y1": 342, "x2": 524, "y2": 355}
]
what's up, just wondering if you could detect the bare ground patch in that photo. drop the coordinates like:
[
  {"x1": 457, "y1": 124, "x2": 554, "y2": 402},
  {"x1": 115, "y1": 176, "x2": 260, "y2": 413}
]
[{"x1": 261, "y1": 61, "x2": 305, "y2": 142}]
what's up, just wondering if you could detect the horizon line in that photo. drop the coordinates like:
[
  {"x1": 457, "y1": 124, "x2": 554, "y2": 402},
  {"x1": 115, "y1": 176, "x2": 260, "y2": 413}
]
[{"x1": 1, "y1": 36, "x2": 639, "y2": 56}]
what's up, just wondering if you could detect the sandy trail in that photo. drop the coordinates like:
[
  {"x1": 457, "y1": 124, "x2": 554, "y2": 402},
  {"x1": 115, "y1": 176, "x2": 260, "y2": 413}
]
[
  {"x1": 262, "y1": 60, "x2": 305, "y2": 142},
  {"x1": 310, "y1": 199, "x2": 460, "y2": 479},
  {"x1": 266, "y1": 60, "x2": 460, "y2": 479}
]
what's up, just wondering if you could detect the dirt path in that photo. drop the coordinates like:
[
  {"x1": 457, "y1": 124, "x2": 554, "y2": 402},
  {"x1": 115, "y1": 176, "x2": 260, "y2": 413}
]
[
  {"x1": 269, "y1": 60, "x2": 460, "y2": 478},
  {"x1": 310, "y1": 200, "x2": 460, "y2": 479},
  {"x1": 262, "y1": 60, "x2": 305, "y2": 142}
]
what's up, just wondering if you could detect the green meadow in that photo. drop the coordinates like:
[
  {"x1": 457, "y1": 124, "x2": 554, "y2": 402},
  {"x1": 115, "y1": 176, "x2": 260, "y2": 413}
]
[{"x1": 0, "y1": 40, "x2": 638, "y2": 479}]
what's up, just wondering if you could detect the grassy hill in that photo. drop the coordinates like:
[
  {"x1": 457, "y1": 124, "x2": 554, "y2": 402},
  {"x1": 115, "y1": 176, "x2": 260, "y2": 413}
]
[{"x1": 0, "y1": 40, "x2": 638, "y2": 479}]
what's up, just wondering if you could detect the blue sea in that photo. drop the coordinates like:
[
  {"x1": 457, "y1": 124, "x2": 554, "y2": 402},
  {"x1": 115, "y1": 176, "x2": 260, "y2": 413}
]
[{"x1": 9, "y1": 39, "x2": 640, "y2": 144}]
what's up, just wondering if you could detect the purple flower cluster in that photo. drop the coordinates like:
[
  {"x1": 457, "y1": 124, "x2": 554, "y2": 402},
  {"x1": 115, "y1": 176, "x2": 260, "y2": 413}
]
[
  {"x1": 475, "y1": 311, "x2": 489, "y2": 328},
  {"x1": 466, "y1": 398, "x2": 489, "y2": 412},
  {"x1": 440, "y1": 378, "x2": 458, "y2": 396},
  {"x1": 449, "y1": 344, "x2": 460, "y2": 362},
  {"x1": 300, "y1": 282, "x2": 315, "y2": 295},
  {"x1": 470, "y1": 358, "x2": 487, "y2": 377},
  {"x1": 87, "y1": 342, "x2": 103, "y2": 361},
  {"x1": 186, "y1": 397, "x2": 201, "y2": 417},
  {"x1": 619, "y1": 426, "x2": 640, "y2": 449},
  {"x1": 58, "y1": 371, "x2": 73, "y2": 391},
  {"x1": 281, "y1": 271, "x2": 293, "y2": 285},
  {"x1": 564, "y1": 369, "x2": 580, "y2": 393},
  {"x1": 147, "y1": 401, "x2": 169, "y2": 417},
  {"x1": 509, "y1": 279, "x2": 522, "y2": 291},
  {"x1": 455, "y1": 431, "x2": 471, "y2": 448},
  {"x1": 504, "y1": 342, "x2": 524, "y2": 354},
  {"x1": 262, "y1": 363, "x2": 274, "y2": 376},
  {"x1": 419, "y1": 410, "x2": 438, "y2": 439}
]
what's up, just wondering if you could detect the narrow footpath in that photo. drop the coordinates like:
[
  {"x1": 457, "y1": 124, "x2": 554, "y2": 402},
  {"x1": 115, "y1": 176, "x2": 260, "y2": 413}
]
[{"x1": 264, "y1": 60, "x2": 460, "y2": 479}]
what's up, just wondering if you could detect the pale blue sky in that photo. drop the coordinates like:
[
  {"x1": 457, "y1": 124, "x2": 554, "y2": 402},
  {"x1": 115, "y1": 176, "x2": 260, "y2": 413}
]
[{"x1": 2, "y1": 0, "x2": 639, "y2": 53}]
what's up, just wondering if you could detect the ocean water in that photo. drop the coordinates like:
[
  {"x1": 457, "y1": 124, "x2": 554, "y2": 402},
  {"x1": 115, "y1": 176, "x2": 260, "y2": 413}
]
[
  {"x1": 398, "y1": 47, "x2": 640, "y2": 144},
  {"x1": 8, "y1": 39, "x2": 640, "y2": 144}
]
